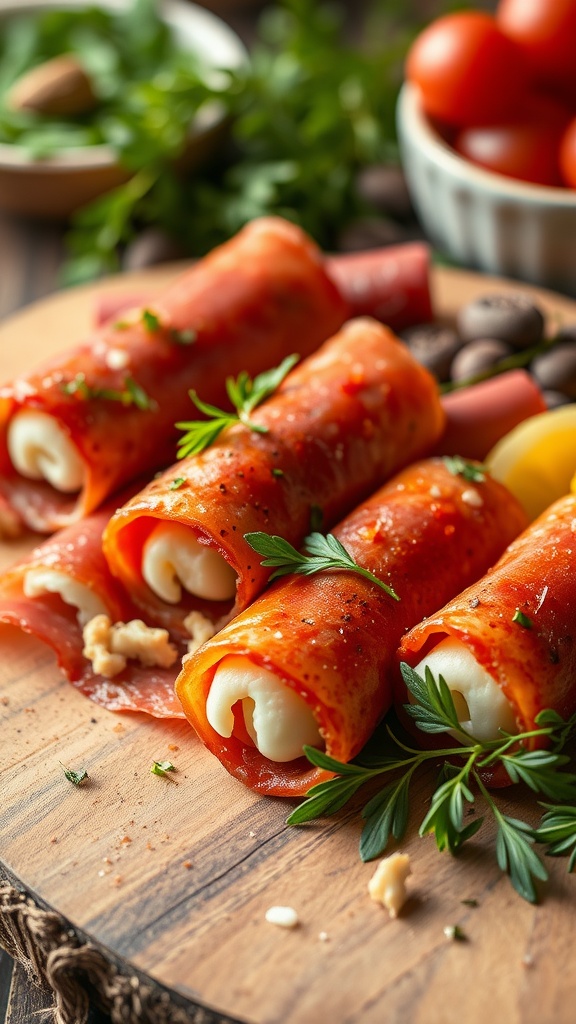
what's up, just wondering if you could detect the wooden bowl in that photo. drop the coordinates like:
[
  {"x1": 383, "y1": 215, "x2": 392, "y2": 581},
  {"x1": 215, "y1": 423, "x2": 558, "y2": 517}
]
[{"x1": 0, "y1": 0, "x2": 247, "y2": 218}]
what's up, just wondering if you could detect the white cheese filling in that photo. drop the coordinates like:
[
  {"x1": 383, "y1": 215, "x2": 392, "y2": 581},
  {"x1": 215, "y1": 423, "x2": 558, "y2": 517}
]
[
  {"x1": 141, "y1": 522, "x2": 237, "y2": 604},
  {"x1": 206, "y1": 655, "x2": 323, "y2": 762},
  {"x1": 7, "y1": 411, "x2": 86, "y2": 493},
  {"x1": 23, "y1": 569, "x2": 108, "y2": 626},
  {"x1": 413, "y1": 637, "x2": 517, "y2": 743}
]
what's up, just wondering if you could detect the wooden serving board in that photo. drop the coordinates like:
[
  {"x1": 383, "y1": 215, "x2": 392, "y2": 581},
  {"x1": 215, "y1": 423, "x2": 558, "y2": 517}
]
[{"x1": 1, "y1": 266, "x2": 576, "y2": 1024}]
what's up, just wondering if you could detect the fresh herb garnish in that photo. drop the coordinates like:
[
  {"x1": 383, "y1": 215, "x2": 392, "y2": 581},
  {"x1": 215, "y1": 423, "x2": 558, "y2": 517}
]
[
  {"x1": 49, "y1": 0, "x2": 418, "y2": 282},
  {"x1": 176, "y1": 353, "x2": 298, "y2": 458},
  {"x1": 443, "y1": 455, "x2": 486, "y2": 483},
  {"x1": 288, "y1": 663, "x2": 576, "y2": 903},
  {"x1": 61, "y1": 372, "x2": 155, "y2": 410},
  {"x1": 142, "y1": 309, "x2": 161, "y2": 333},
  {"x1": 60, "y1": 763, "x2": 89, "y2": 786},
  {"x1": 245, "y1": 530, "x2": 400, "y2": 601},
  {"x1": 169, "y1": 477, "x2": 186, "y2": 490},
  {"x1": 533, "y1": 805, "x2": 576, "y2": 871},
  {"x1": 512, "y1": 609, "x2": 533, "y2": 629},
  {"x1": 151, "y1": 760, "x2": 177, "y2": 781},
  {"x1": 170, "y1": 328, "x2": 196, "y2": 346}
]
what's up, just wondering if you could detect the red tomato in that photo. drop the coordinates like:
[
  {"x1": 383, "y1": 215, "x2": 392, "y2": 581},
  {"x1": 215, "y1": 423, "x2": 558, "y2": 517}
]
[
  {"x1": 406, "y1": 12, "x2": 530, "y2": 127},
  {"x1": 559, "y1": 117, "x2": 576, "y2": 188},
  {"x1": 453, "y1": 96, "x2": 570, "y2": 187},
  {"x1": 497, "y1": 0, "x2": 576, "y2": 95}
]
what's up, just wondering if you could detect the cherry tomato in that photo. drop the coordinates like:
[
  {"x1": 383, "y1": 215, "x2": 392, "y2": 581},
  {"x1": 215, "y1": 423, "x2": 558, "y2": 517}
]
[
  {"x1": 497, "y1": 0, "x2": 576, "y2": 95},
  {"x1": 559, "y1": 117, "x2": 576, "y2": 188},
  {"x1": 406, "y1": 12, "x2": 530, "y2": 127},
  {"x1": 453, "y1": 96, "x2": 570, "y2": 187}
]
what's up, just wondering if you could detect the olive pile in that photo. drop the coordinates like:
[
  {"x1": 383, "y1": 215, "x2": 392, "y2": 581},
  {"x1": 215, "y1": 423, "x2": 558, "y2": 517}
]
[{"x1": 400, "y1": 293, "x2": 576, "y2": 407}]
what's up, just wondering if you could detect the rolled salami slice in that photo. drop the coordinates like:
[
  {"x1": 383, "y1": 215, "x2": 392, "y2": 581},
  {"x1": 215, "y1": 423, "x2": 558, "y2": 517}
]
[
  {"x1": 0, "y1": 217, "x2": 348, "y2": 534},
  {"x1": 0, "y1": 499, "x2": 184, "y2": 718},
  {"x1": 174, "y1": 458, "x2": 527, "y2": 796},
  {"x1": 102, "y1": 318, "x2": 445, "y2": 639},
  {"x1": 398, "y1": 494, "x2": 576, "y2": 751},
  {"x1": 93, "y1": 242, "x2": 434, "y2": 332}
]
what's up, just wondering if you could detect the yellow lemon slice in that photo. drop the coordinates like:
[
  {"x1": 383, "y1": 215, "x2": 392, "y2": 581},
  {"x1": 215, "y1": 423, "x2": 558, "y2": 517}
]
[{"x1": 485, "y1": 405, "x2": 576, "y2": 521}]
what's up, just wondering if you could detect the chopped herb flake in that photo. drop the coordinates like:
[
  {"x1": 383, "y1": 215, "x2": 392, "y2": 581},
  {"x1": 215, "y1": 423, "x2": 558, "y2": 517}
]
[
  {"x1": 171, "y1": 328, "x2": 196, "y2": 346},
  {"x1": 60, "y1": 763, "x2": 88, "y2": 786},
  {"x1": 513, "y1": 609, "x2": 533, "y2": 629},
  {"x1": 443, "y1": 455, "x2": 486, "y2": 483},
  {"x1": 151, "y1": 760, "x2": 177, "y2": 781},
  {"x1": 142, "y1": 309, "x2": 161, "y2": 333}
]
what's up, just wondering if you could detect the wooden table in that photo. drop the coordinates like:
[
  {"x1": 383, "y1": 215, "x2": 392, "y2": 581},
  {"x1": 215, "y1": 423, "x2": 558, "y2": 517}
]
[{"x1": 0, "y1": 211, "x2": 109, "y2": 1022}]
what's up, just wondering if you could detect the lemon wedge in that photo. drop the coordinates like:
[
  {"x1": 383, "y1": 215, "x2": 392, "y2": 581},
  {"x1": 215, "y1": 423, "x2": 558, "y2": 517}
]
[{"x1": 485, "y1": 405, "x2": 576, "y2": 521}]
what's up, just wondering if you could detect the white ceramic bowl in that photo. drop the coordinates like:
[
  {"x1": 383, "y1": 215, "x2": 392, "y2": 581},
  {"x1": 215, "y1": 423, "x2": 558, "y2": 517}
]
[
  {"x1": 397, "y1": 82, "x2": 576, "y2": 297},
  {"x1": 0, "y1": 0, "x2": 247, "y2": 218}
]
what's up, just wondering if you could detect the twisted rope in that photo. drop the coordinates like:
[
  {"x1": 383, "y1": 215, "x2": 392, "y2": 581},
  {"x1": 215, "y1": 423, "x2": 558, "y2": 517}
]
[{"x1": 0, "y1": 881, "x2": 236, "y2": 1024}]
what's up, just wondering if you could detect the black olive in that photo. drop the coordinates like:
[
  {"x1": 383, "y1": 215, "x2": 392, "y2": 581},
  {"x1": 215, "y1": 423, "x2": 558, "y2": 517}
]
[
  {"x1": 531, "y1": 342, "x2": 576, "y2": 398},
  {"x1": 456, "y1": 294, "x2": 545, "y2": 350},
  {"x1": 400, "y1": 323, "x2": 463, "y2": 381},
  {"x1": 450, "y1": 338, "x2": 513, "y2": 382}
]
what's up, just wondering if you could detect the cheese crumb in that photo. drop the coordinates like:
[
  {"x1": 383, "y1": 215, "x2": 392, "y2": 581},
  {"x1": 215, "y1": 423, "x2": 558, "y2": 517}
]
[
  {"x1": 368, "y1": 853, "x2": 411, "y2": 918},
  {"x1": 461, "y1": 488, "x2": 483, "y2": 508},
  {"x1": 82, "y1": 614, "x2": 178, "y2": 678},
  {"x1": 265, "y1": 906, "x2": 299, "y2": 929},
  {"x1": 183, "y1": 610, "x2": 217, "y2": 655},
  {"x1": 105, "y1": 347, "x2": 130, "y2": 371}
]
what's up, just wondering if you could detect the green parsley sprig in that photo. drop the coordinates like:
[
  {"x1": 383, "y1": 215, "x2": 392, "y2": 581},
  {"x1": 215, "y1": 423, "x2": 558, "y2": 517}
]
[
  {"x1": 288, "y1": 663, "x2": 576, "y2": 903},
  {"x1": 245, "y1": 530, "x2": 400, "y2": 601},
  {"x1": 176, "y1": 353, "x2": 298, "y2": 458}
]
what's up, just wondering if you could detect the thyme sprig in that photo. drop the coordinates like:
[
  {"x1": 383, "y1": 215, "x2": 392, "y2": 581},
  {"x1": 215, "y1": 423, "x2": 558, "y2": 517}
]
[
  {"x1": 288, "y1": 663, "x2": 576, "y2": 902},
  {"x1": 176, "y1": 353, "x2": 298, "y2": 458},
  {"x1": 245, "y1": 530, "x2": 400, "y2": 601}
]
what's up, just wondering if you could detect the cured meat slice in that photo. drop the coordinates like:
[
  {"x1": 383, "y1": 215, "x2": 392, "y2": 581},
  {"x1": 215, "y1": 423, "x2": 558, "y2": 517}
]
[
  {"x1": 174, "y1": 458, "x2": 527, "y2": 796},
  {"x1": 398, "y1": 494, "x2": 576, "y2": 752},
  {"x1": 103, "y1": 318, "x2": 445, "y2": 638},
  {"x1": 0, "y1": 500, "x2": 184, "y2": 718},
  {"x1": 0, "y1": 218, "x2": 347, "y2": 533}
]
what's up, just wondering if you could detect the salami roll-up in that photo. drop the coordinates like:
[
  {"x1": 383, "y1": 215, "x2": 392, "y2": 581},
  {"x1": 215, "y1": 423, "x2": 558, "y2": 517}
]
[
  {"x1": 103, "y1": 318, "x2": 445, "y2": 640},
  {"x1": 0, "y1": 500, "x2": 183, "y2": 718},
  {"x1": 0, "y1": 218, "x2": 348, "y2": 534},
  {"x1": 398, "y1": 494, "x2": 576, "y2": 752},
  {"x1": 174, "y1": 458, "x2": 527, "y2": 796}
]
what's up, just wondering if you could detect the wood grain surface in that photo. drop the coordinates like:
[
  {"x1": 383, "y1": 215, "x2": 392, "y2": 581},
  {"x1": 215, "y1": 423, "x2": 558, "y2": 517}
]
[{"x1": 1, "y1": 265, "x2": 576, "y2": 1024}]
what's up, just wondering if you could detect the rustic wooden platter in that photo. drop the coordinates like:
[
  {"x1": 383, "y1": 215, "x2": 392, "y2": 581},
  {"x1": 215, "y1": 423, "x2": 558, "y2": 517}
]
[{"x1": 1, "y1": 265, "x2": 576, "y2": 1024}]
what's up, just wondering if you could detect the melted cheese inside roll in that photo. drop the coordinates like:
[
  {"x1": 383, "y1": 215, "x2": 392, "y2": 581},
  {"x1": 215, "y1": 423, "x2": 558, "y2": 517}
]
[
  {"x1": 7, "y1": 411, "x2": 86, "y2": 493},
  {"x1": 413, "y1": 637, "x2": 517, "y2": 742},
  {"x1": 142, "y1": 522, "x2": 237, "y2": 604},
  {"x1": 206, "y1": 655, "x2": 323, "y2": 762},
  {"x1": 23, "y1": 569, "x2": 108, "y2": 626}
]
